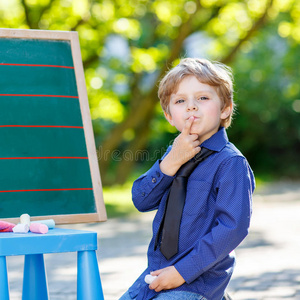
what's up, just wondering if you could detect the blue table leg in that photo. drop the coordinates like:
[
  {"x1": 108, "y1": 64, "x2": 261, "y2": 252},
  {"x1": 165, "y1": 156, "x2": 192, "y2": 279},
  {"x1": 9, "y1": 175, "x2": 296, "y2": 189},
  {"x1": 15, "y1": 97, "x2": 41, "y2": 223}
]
[
  {"x1": 0, "y1": 256, "x2": 10, "y2": 300},
  {"x1": 22, "y1": 254, "x2": 49, "y2": 300},
  {"x1": 77, "y1": 250, "x2": 104, "y2": 300}
]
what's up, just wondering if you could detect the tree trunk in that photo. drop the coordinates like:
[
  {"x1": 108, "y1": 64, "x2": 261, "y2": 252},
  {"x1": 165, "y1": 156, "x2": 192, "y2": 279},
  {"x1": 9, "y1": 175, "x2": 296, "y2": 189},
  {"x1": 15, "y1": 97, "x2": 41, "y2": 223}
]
[{"x1": 114, "y1": 112, "x2": 154, "y2": 184}]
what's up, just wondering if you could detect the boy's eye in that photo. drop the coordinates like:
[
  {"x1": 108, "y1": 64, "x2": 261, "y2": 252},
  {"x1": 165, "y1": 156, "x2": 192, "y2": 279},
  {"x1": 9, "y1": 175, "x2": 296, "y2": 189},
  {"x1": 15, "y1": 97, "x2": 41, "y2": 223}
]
[
  {"x1": 175, "y1": 99, "x2": 185, "y2": 104},
  {"x1": 198, "y1": 96, "x2": 209, "y2": 101}
]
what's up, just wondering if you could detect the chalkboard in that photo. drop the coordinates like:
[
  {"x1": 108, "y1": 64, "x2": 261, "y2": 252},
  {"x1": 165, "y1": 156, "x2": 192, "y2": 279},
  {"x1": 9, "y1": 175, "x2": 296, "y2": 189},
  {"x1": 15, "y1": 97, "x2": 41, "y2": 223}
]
[{"x1": 0, "y1": 29, "x2": 106, "y2": 224}]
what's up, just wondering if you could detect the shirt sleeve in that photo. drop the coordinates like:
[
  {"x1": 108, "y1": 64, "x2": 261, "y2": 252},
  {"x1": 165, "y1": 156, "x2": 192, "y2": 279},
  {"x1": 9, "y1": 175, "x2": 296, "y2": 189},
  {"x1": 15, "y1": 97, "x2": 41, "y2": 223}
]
[
  {"x1": 131, "y1": 148, "x2": 175, "y2": 212},
  {"x1": 175, "y1": 155, "x2": 255, "y2": 284}
]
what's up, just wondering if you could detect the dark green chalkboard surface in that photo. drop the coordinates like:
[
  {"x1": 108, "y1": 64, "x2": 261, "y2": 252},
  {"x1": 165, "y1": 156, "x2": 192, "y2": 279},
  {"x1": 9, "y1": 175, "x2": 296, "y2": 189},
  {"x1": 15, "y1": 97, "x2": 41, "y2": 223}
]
[{"x1": 0, "y1": 29, "x2": 106, "y2": 224}]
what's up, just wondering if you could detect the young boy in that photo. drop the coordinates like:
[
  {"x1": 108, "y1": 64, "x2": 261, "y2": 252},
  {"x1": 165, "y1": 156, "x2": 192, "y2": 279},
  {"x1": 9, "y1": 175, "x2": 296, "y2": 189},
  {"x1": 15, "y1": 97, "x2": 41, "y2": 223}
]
[{"x1": 119, "y1": 58, "x2": 255, "y2": 300}]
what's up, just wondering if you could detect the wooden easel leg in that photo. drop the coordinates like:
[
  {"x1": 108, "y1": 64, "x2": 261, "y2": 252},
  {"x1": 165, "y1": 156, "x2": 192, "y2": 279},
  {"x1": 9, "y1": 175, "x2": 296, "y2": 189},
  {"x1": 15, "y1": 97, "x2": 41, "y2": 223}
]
[
  {"x1": 77, "y1": 250, "x2": 104, "y2": 300},
  {"x1": 0, "y1": 256, "x2": 10, "y2": 300},
  {"x1": 22, "y1": 254, "x2": 49, "y2": 300}
]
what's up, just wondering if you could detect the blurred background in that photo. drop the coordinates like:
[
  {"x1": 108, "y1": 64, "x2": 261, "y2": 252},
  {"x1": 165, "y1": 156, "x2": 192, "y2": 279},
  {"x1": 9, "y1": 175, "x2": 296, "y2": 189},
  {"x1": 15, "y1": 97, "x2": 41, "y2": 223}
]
[
  {"x1": 1, "y1": 1, "x2": 300, "y2": 299},
  {"x1": 0, "y1": 0, "x2": 299, "y2": 211}
]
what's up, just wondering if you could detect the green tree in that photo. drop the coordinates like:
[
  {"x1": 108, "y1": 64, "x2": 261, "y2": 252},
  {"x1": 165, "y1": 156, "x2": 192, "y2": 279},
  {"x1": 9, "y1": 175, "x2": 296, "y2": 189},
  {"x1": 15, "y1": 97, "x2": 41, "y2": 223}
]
[
  {"x1": 230, "y1": 7, "x2": 300, "y2": 178},
  {"x1": 1, "y1": 0, "x2": 299, "y2": 184}
]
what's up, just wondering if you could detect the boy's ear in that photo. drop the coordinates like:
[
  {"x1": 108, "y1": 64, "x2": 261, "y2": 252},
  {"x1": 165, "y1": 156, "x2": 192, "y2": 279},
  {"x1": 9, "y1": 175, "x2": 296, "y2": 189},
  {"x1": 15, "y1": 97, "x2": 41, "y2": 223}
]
[
  {"x1": 220, "y1": 103, "x2": 232, "y2": 120},
  {"x1": 164, "y1": 111, "x2": 174, "y2": 126}
]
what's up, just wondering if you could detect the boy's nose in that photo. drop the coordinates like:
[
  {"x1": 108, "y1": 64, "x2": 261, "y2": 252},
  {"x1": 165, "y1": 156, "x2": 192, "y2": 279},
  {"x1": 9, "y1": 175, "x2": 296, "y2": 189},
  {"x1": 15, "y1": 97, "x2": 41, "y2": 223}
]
[{"x1": 186, "y1": 100, "x2": 198, "y2": 111}]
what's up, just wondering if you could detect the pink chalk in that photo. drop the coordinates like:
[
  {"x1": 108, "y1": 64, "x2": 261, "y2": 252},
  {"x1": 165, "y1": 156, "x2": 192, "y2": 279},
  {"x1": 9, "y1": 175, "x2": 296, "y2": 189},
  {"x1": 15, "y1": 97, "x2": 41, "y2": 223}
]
[
  {"x1": 0, "y1": 221, "x2": 16, "y2": 232},
  {"x1": 29, "y1": 223, "x2": 48, "y2": 234}
]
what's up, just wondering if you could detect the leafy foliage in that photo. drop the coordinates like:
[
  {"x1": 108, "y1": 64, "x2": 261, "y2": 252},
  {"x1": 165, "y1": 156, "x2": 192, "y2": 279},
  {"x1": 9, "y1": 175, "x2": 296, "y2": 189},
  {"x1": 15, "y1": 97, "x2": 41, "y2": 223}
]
[{"x1": 0, "y1": 0, "x2": 299, "y2": 184}]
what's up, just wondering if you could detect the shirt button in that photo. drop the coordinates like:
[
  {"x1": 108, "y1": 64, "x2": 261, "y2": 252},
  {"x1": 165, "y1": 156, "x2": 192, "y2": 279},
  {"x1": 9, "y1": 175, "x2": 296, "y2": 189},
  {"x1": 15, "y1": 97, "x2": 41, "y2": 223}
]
[
  {"x1": 142, "y1": 192, "x2": 145, "y2": 196},
  {"x1": 152, "y1": 177, "x2": 157, "y2": 183}
]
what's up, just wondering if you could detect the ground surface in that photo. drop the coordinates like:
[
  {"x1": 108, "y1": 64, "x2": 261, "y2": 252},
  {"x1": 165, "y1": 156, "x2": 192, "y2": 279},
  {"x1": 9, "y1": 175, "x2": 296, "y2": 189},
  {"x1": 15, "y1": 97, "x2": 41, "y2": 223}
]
[{"x1": 6, "y1": 181, "x2": 300, "y2": 300}]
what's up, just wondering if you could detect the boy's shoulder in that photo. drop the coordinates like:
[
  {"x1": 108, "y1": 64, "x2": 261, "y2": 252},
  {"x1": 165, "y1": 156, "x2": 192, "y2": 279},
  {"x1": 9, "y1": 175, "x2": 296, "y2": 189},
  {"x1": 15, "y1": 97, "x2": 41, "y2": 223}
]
[
  {"x1": 198, "y1": 139, "x2": 247, "y2": 176},
  {"x1": 213, "y1": 141, "x2": 248, "y2": 169},
  {"x1": 222, "y1": 141, "x2": 244, "y2": 158}
]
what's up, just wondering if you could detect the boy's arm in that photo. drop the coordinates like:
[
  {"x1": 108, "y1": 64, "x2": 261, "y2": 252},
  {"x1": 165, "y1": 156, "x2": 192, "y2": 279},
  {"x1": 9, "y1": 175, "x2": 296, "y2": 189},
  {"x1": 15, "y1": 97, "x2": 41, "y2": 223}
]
[
  {"x1": 131, "y1": 159, "x2": 174, "y2": 212},
  {"x1": 160, "y1": 116, "x2": 200, "y2": 176},
  {"x1": 132, "y1": 117, "x2": 200, "y2": 212},
  {"x1": 150, "y1": 156, "x2": 254, "y2": 290}
]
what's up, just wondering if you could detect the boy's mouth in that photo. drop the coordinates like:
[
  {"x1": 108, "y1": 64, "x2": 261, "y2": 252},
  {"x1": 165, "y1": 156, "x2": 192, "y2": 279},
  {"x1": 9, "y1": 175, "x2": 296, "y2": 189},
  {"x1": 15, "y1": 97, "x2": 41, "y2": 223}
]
[{"x1": 187, "y1": 116, "x2": 199, "y2": 120}]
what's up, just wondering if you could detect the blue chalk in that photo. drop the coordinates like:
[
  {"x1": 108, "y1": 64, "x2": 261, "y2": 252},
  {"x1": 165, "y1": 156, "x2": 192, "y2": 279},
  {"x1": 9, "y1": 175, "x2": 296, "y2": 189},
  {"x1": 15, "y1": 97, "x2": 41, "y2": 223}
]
[{"x1": 31, "y1": 219, "x2": 55, "y2": 229}]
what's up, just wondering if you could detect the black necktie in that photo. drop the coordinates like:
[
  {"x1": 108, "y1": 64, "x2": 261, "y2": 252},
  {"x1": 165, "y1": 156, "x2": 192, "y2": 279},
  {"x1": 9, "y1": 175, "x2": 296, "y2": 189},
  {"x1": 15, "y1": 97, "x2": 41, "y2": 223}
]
[{"x1": 157, "y1": 147, "x2": 214, "y2": 260}]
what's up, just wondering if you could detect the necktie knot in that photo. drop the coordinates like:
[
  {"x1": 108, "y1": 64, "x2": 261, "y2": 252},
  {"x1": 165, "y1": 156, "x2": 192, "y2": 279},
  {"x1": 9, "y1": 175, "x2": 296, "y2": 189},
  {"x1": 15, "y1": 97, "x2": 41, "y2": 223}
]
[
  {"x1": 177, "y1": 147, "x2": 214, "y2": 177},
  {"x1": 177, "y1": 160, "x2": 196, "y2": 177}
]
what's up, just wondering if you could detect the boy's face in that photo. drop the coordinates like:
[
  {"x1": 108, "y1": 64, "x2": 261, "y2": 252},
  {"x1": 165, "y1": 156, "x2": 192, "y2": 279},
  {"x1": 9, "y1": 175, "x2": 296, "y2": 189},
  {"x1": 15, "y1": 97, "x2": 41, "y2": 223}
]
[{"x1": 165, "y1": 75, "x2": 231, "y2": 144}]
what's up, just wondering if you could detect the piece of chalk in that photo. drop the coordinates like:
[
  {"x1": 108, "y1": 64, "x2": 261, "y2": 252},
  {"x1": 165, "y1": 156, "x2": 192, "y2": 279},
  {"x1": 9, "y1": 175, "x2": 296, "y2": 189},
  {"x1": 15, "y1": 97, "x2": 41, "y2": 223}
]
[
  {"x1": 0, "y1": 221, "x2": 16, "y2": 232},
  {"x1": 144, "y1": 274, "x2": 158, "y2": 284},
  {"x1": 30, "y1": 223, "x2": 48, "y2": 234},
  {"x1": 31, "y1": 219, "x2": 55, "y2": 229},
  {"x1": 20, "y1": 214, "x2": 31, "y2": 226},
  {"x1": 13, "y1": 223, "x2": 29, "y2": 233}
]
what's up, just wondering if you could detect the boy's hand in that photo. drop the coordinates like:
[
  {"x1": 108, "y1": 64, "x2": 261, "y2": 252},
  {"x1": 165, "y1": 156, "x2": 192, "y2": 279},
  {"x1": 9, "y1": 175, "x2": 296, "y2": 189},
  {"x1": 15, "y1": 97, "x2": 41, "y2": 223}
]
[
  {"x1": 148, "y1": 266, "x2": 185, "y2": 292},
  {"x1": 160, "y1": 116, "x2": 201, "y2": 176}
]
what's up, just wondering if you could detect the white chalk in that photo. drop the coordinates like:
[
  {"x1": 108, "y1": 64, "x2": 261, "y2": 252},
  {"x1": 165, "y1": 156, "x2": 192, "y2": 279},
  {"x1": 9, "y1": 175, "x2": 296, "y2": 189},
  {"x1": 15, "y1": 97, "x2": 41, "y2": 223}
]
[
  {"x1": 144, "y1": 274, "x2": 157, "y2": 284},
  {"x1": 20, "y1": 214, "x2": 31, "y2": 226},
  {"x1": 13, "y1": 223, "x2": 29, "y2": 233}
]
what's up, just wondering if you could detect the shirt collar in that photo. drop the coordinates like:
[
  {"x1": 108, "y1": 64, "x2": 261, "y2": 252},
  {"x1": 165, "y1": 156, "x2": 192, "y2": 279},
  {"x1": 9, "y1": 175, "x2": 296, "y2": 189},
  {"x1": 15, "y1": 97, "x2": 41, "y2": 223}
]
[{"x1": 201, "y1": 127, "x2": 229, "y2": 152}]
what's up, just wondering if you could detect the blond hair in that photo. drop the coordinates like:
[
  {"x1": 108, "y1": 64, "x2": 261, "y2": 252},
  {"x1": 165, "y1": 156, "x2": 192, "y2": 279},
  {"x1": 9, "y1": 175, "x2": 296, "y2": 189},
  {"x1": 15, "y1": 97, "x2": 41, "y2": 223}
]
[{"x1": 158, "y1": 58, "x2": 235, "y2": 128}]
